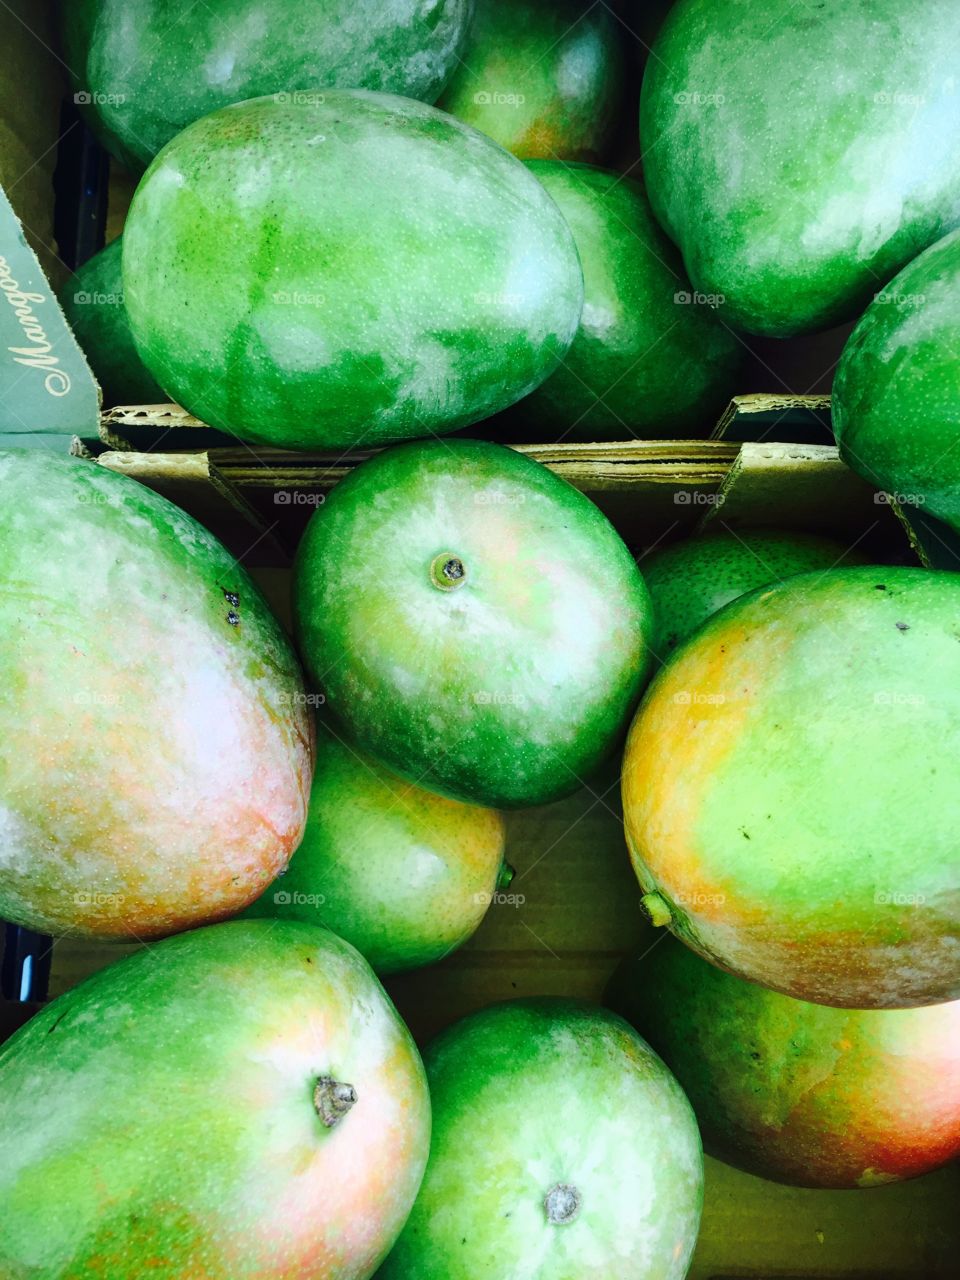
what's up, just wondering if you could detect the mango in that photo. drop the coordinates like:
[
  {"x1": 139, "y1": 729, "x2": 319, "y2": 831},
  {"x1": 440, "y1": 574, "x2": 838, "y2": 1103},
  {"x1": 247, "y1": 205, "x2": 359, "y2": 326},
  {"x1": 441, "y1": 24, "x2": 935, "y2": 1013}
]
[
  {"x1": 0, "y1": 451, "x2": 313, "y2": 939},
  {"x1": 438, "y1": 0, "x2": 625, "y2": 162},
  {"x1": 622, "y1": 566, "x2": 960, "y2": 1008},
  {"x1": 122, "y1": 91, "x2": 583, "y2": 451},
  {"x1": 61, "y1": 0, "x2": 475, "y2": 170},
  {"x1": 378, "y1": 999, "x2": 702, "y2": 1280},
  {"x1": 833, "y1": 227, "x2": 960, "y2": 531},
  {"x1": 640, "y1": 0, "x2": 960, "y2": 335},
  {"x1": 59, "y1": 237, "x2": 166, "y2": 406},
  {"x1": 293, "y1": 439, "x2": 653, "y2": 808},
  {"x1": 642, "y1": 529, "x2": 863, "y2": 658},
  {"x1": 0, "y1": 921, "x2": 430, "y2": 1279},
  {"x1": 514, "y1": 162, "x2": 740, "y2": 440},
  {"x1": 245, "y1": 721, "x2": 508, "y2": 973},
  {"x1": 609, "y1": 937, "x2": 960, "y2": 1188}
]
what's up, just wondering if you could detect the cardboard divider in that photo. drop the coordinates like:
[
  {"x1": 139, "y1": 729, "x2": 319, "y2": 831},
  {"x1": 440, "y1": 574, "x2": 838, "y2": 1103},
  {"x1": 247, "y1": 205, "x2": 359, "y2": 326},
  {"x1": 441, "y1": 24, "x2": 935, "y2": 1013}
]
[{"x1": 712, "y1": 392, "x2": 833, "y2": 444}]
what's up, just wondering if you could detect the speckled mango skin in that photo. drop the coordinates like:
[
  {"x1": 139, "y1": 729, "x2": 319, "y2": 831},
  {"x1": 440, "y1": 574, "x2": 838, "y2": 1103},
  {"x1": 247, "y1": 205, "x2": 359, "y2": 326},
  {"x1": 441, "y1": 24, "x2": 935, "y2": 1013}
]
[
  {"x1": 293, "y1": 439, "x2": 653, "y2": 809},
  {"x1": 642, "y1": 529, "x2": 863, "y2": 659},
  {"x1": 833, "y1": 227, "x2": 960, "y2": 532},
  {"x1": 377, "y1": 999, "x2": 703, "y2": 1280},
  {"x1": 59, "y1": 237, "x2": 166, "y2": 407},
  {"x1": 0, "y1": 921, "x2": 431, "y2": 1280},
  {"x1": 0, "y1": 451, "x2": 313, "y2": 939},
  {"x1": 622, "y1": 567, "x2": 960, "y2": 1009},
  {"x1": 61, "y1": 0, "x2": 475, "y2": 170},
  {"x1": 608, "y1": 938, "x2": 960, "y2": 1189},
  {"x1": 245, "y1": 722, "x2": 507, "y2": 973},
  {"x1": 515, "y1": 162, "x2": 740, "y2": 441},
  {"x1": 122, "y1": 91, "x2": 584, "y2": 451},
  {"x1": 640, "y1": 0, "x2": 960, "y2": 336},
  {"x1": 437, "y1": 0, "x2": 624, "y2": 163}
]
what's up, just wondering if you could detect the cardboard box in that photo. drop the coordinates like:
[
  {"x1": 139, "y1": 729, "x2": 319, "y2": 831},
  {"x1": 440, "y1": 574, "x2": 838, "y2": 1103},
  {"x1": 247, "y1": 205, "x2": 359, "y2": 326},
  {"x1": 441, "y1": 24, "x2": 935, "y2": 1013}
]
[{"x1": 1, "y1": 4, "x2": 958, "y2": 1275}]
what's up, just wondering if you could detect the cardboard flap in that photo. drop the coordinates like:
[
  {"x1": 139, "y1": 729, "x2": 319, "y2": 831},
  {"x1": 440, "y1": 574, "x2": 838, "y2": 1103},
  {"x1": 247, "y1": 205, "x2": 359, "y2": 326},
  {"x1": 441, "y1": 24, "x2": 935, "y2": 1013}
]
[
  {"x1": 698, "y1": 441, "x2": 888, "y2": 541},
  {"x1": 0, "y1": 184, "x2": 100, "y2": 436},
  {"x1": 712, "y1": 393, "x2": 833, "y2": 444}
]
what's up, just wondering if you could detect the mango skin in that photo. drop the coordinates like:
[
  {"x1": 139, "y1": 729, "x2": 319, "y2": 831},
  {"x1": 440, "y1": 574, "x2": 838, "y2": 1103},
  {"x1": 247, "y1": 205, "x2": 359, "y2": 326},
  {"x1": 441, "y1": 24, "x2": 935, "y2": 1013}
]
[
  {"x1": 0, "y1": 450, "x2": 313, "y2": 939},
  {"x1": 61, "y1": 0, "x2": 475, "y2": 170},
  {"x1": 0, "y1": 921, "x2": 431, "y2": 1280},
  {"x1": 437, "y1": 0, "x2": 624, "y2": 163},
  {"x1": 515, "y1": 162, "x2": 740, "y2": 440},
  {"x1": 622, "y1": 566, "x2": 960, "y2": 1009},
  {"x1": 834, "y1": 227, "x2": 960, "y2": 532},
  {"x1": 609, "y1": 938, "x2": 960, "y2": 1189},
  {"x1": 642, "y1": 529, "x2": 863, "y2": 659},
  {"x1": 378, "y1": 998, "x2": 703, "y2": 1280},
  {"x1": 293, "y1": 439, "x2": 653, "y2": 809},
  {"x1": 245, "y1": 722, "x2": 507, "y2": 973},
  {"x1": 59, "y1": 237, "x2": 166, "y2": 406},
  {"x1": 123, "y1": 91, "x2": 584, "y2": 451},
  {"x1": 640, "y1": 0, "x2": 960, "y2": 336}
]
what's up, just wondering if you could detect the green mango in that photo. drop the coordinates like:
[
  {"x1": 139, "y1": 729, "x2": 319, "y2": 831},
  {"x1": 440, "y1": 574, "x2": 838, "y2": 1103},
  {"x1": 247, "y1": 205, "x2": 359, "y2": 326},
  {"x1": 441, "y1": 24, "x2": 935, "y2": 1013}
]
[
  {"x1": 437, "y1": 0, "x2": 625, "y2": 162},
  {"x1": 245, "y1": 721, "x2": 508, "y2": 973},
  {"x1": 609, "y1": 937, "x2": 960, "y2": 1189},
  {"x1": 61, "y1": 0, "x2": 475, "y2": 170},
  {"x1": 512, "y1": 162, "x2": 740, "y2": 441},
  {"x1": 293, "y1": 439, "x2": 653, "y2": 809},
  {"x1": 623, "y1": 566, "x2": 960, "y2": 1009},
  {"x1": 0, "y1": 450, "x2": 313, "y2": 939},
  {"x1": 834, "y1": 227, "x2": 960, "y2": 531},
  {"x1": 0, "y1": 921, "x2": 430, "y2": 1279},
  {"x1": 641, "y1": 0, "x2": 960, "y2": 336},
  {"x1": 59, "y1": 237, "x2": 166, "y2": 407},
  {"x1": 642, "y1": 528, "x2": 863, "y2": 659},
  {"x1": 122, "y1": 91, "x2": 583, "y2": 451},
  {"x1": 378, "y1": 999, "x2": 703, "y2": 1280}
]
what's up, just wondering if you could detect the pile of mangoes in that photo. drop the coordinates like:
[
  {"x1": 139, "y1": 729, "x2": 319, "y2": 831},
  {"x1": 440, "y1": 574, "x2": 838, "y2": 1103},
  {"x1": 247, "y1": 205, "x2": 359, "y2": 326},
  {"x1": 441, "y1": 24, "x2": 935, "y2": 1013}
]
[{"x1": 2, "y1": 2, "x2": 960, "y2": 1278}]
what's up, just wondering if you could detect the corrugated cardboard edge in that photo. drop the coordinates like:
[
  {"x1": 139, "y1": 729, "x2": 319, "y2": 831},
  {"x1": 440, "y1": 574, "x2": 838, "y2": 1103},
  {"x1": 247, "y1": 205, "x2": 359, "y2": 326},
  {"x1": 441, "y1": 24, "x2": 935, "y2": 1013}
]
[
  {"x1": 712, "y1": 392, "x2": 833, "y2": 443},
  {"x1": 698, "y1": 441, "x2": 885, "y2": 542}
]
